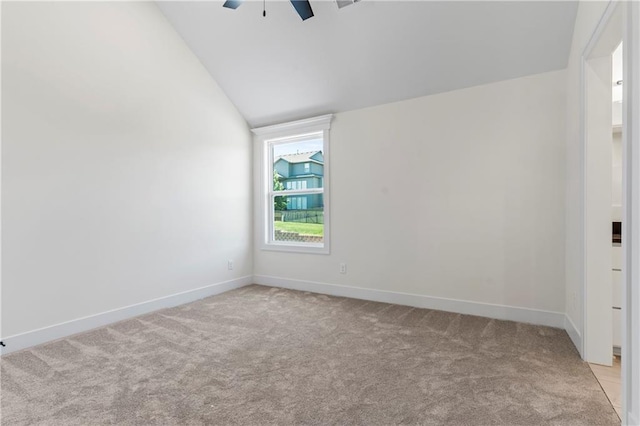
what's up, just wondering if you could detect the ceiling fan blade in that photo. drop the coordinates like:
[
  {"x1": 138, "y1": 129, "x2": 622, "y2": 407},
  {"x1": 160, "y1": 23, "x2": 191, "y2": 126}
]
[
  {"x1": 290, "y1": 0, "x2": 314, "y2": 20},
  {"x1": 222, "y1": 0, "x2": 244, "y2": 10}
]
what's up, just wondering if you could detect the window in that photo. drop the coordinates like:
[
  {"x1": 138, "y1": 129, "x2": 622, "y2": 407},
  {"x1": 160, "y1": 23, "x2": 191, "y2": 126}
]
[
  {"x1": 286, "y1": 181, "x2": 308, "y2": 190},
  {"x1": 287, "y1": 196, "x2": 308, "y2": 210},
  {"x1": 253, "y1": 115, "x2": 332, "y2": 254}
]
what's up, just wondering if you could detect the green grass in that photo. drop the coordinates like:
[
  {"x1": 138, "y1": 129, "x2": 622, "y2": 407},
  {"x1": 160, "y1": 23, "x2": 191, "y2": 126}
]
[{"x1": 274, "y1": 221, "x2": 324, "y2": 236}]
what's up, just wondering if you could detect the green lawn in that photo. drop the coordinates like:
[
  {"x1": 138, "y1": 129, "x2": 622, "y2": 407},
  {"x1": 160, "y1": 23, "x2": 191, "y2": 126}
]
[{"x1": 275, "y1": 221, "x2": 324, "y2": 236}]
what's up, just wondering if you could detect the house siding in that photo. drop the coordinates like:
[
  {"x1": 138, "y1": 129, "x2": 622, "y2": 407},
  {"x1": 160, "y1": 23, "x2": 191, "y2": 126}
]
[{"x1": 274, "y1": 152, "x2": 324, "y2": 210}]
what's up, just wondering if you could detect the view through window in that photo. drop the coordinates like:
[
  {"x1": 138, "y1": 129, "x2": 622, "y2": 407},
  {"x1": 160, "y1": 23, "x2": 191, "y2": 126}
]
[{"x1": 271, "y1": 135, "x2": 325, "y2": 245}]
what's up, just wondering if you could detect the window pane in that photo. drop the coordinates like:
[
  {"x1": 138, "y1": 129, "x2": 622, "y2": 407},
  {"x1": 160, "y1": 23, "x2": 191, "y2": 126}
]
[
  {"x1": 273, "y1": 138, "x2": 324, "y2": 191},
  {"x1": 273, "y1": 196, "x2": 324, "y2": 244}
]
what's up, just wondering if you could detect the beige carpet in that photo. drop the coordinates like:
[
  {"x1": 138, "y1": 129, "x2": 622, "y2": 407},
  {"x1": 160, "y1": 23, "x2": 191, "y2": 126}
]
[{"x1": 1, "y1": 285, "x2": 619, "y2": 425}]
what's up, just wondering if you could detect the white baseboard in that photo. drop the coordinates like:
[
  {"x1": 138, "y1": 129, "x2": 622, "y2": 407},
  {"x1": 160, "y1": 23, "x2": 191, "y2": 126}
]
[
  {"x1": 0, "y1": 275, "x2": 253, "y2": 356},
  {"x1": 564, "y1": 314, "x2": 583, "y2": 357},
  {"x1": 253, "y1": 275, "x2": 565, "y2": 328}
]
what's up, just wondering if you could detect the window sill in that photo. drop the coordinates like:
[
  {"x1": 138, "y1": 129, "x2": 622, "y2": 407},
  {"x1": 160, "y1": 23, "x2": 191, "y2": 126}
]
[{"x1": 261, "y1": 242, "x2": 330, "y2": 255}]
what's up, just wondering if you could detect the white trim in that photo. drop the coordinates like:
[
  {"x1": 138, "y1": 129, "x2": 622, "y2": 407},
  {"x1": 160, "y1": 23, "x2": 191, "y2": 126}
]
[
  {"x1": 0, "y1": 276, "x2": 253, "y2": 356},
  {"x1": 253, "y1": 275, "x2": 566, "y2": 329},
  {"x1": 623, "y1": 2, "x2": 640, "y2": 424},
  {"x1": 275, "y1": 188, "x2": 323, "y2": 197},
  {"x1": 251, "y1": 114, "x2": 332, "y2": 137},
  {"x1": 583, "y1": 1, "x2": 621, "y2": 59},
  {"x1": 0, "y1": 0, "x2": 3, "y2": 355},
  {"x1": 260, "y1": 241, "x2": 325, "y2": 254},
  {"x1": 564, "y1": 314, "x2": 583, "y2": 357}
]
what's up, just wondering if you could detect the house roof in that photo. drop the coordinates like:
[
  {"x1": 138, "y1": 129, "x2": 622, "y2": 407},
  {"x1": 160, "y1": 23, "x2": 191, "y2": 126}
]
[
  {"x1": 157, "y1": 1, "x2": 578, "y2": 128},
  {"x1": 275, "y1": 151, "x2": 322, "y2": 164}
]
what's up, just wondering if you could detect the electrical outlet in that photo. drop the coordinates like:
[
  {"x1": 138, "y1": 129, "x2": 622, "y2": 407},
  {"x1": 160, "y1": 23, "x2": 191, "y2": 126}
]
[
  {"x1": 228, "y1": 260, "x2": 234, "y2": 270},
  {"x1": 339, "y1": 263, "x2": 347, "y2": 274}
]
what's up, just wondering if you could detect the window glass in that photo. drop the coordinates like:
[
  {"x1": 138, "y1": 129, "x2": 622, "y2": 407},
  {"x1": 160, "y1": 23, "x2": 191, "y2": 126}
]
[{"x1": 270, "y1": 136, "x2": 324, "y2": 246}]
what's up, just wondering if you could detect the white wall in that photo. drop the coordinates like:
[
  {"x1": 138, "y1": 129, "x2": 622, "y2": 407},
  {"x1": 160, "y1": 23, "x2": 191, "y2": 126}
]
[
  {"x1": 255, "y1": 70, "x2": 567, "y2": 319},
  {"x1": 1, "y1": 2, "x2": 252, "y2": 339},
  {"x1": 564, "y1": 0, "x2": 611, "y2": 351}
]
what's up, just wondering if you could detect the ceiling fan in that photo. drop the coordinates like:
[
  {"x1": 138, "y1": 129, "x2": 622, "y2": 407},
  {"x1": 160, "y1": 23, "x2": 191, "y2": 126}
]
[{"x1": 222, "y1": 0, "x2": 360, "y2": 21}]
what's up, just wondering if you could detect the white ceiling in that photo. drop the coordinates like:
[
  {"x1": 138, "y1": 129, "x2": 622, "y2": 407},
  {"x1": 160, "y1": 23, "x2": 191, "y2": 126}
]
[{"x1": 157, "y1": 1, "x2": 578, "y2": 127}]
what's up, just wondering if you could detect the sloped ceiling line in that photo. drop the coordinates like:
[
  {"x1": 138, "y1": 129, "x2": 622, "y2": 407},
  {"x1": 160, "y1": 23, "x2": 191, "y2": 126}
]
[{"x1": 158, "y1": 1, "x2": 578, "y2": 127}]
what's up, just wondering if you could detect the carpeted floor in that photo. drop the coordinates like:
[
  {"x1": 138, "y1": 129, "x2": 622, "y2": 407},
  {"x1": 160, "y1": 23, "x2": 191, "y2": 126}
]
[{"x1": 1, "y1": 285, "x2": 620, "y2": 425}]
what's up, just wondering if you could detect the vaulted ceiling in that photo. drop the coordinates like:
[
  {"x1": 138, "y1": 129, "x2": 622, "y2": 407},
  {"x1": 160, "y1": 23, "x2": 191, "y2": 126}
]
[{"x1": 157, "y1": 1, "x2": 578, "y2": 127}]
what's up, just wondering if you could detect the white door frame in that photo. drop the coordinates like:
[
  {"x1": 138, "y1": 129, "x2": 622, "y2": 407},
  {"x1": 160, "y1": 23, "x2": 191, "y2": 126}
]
[
  {"x1": 622, "y1": 2, "x2": 640, "y2": 424},
  {"x1": 581, "y1": 1, "x2": 640, "y2": 424}
]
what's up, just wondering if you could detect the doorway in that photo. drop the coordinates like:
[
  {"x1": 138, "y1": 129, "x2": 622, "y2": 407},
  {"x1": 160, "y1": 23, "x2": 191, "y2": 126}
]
[
  {"x1": 587, "y1": 39, "x2": 624, "y2": 419},
  {"x1": 583, "y1": 1, "x2": 621, "y2": 369},
  {"x1": 581, "y1": 2, "x2": 640, "y2": 424}
]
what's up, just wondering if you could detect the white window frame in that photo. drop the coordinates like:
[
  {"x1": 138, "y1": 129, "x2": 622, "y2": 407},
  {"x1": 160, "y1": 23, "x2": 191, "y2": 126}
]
[{"x1": 252, "y1": 114, "x2": 332, "y2": 254}]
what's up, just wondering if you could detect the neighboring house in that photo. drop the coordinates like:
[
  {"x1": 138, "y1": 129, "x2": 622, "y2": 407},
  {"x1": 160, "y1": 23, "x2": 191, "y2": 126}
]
[{"x1": 274, "y1": 151, "x2": 324, "y2": 210}]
